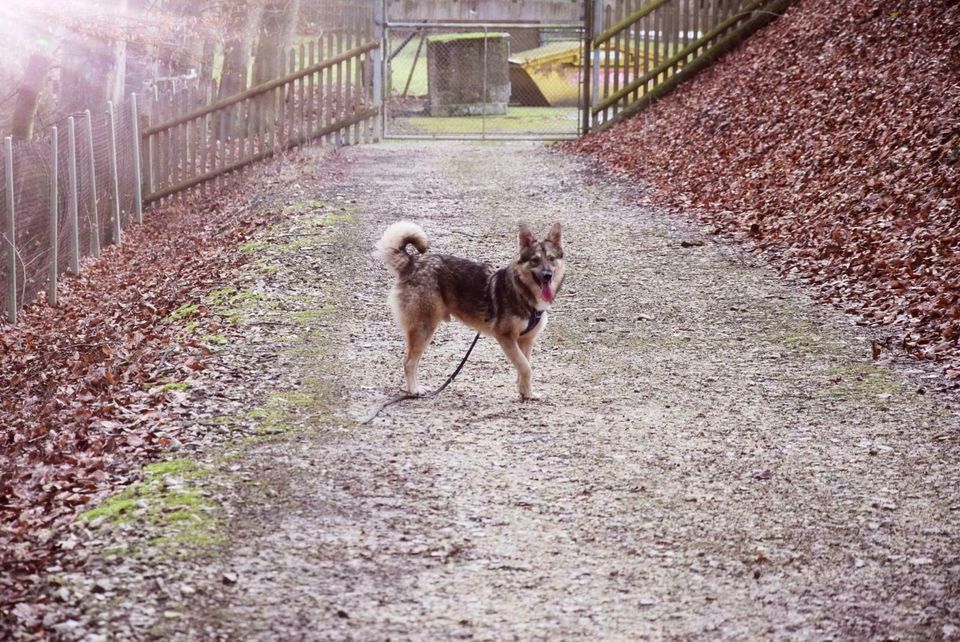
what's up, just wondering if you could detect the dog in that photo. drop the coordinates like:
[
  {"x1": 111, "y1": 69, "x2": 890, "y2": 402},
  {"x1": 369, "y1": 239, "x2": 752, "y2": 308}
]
[{"x1": 375, "y1": 221, "x2": 565, "y2": 400}]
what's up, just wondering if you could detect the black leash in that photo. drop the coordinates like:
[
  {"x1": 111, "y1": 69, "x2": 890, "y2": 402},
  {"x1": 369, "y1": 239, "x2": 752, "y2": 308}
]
[{"x1": 362, "y1": 332, "x2": 482, "y2": 424}]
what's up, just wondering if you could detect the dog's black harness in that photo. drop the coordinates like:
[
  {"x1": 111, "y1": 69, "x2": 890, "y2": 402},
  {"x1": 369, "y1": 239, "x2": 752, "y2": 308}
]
[
  {"x1": 487, "y1": 268, "x2": 544, "y2": 336},
  {"x1": 522, "y1": 309, "x2": 543, "y2": 336}
]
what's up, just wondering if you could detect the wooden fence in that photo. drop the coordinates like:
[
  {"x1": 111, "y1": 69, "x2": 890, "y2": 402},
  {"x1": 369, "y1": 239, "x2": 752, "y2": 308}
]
[
  {"x1": 585, "y1": 0, "x2": 794, "y2": 132},
  {"x1": 143, "y1": 38, "x2": 380, "y2": 204}
]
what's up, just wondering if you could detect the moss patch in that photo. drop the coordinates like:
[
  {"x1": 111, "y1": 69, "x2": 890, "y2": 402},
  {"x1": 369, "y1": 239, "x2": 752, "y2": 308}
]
[
  {"x1": 759, "y1": 319, "x2": 843, "y2": 355},
  {"x1": 826, "y1": 362, "x2": 902, "y2": 403},
  {"x1": 282, "y1": 199, "x2": 327, "y2": 216},
  {"x1": 206, "y1": 286, "x2": 267, "y2": 324},
  {"x1": 239, "y1": 240, "x2": 269, "y2": 254},
  {"x1": 160, "y1": 381, "x2": 192, "y2": 393},
  {"x1": 78, "y1": 458, "x2": 223, "y2": 556},
  {"x1": 168, "y1": 303, "x2": 200, "y2": 322}
]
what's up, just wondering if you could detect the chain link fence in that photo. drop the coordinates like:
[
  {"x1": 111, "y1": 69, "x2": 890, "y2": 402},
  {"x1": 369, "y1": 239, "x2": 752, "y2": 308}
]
[{"x1": 384, "y1": 22, "x2": 584, "y2": 139}]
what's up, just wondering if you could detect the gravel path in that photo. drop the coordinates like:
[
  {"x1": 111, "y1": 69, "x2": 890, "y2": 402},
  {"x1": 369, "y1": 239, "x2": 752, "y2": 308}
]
[{"x1": 54, "y1": 142, "x2": 959, "y2": 641}]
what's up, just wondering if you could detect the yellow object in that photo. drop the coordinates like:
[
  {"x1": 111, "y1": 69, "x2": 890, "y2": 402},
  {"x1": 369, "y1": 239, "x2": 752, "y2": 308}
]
[{"x1": 509, "y1": 41, "x2": 658, "y2": 107}]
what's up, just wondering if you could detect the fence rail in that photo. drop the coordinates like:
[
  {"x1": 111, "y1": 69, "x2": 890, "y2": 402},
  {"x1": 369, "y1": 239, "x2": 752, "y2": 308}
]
[
  {"x1": 144, "y1": 40, "x2": 380, "y2": 204},
  {"x1": 1, "y1": 34, "x2": 381, "y2": 325},
  {"x1": 586, "y1": 0, "x2": 792, "y2": 131}
]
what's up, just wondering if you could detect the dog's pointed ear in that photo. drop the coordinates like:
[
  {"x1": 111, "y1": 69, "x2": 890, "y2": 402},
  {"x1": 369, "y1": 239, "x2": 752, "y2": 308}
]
[
  {"x1": 546, "y1": 222, "x2": 562, "y2": 248},
  {"x1": 518, "y1": 224, "x2": 537, "y2": 249}
]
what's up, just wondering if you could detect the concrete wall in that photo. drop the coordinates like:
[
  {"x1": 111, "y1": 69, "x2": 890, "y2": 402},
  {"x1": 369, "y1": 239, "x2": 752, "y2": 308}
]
[{"x1": 427, "y1": 34, "x2": 511, "y2": 116}]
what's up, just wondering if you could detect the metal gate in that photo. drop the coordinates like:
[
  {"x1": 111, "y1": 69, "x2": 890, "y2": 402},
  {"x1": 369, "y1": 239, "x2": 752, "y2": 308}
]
[{"x1": 381, "y1": 19, "x2": 585, "y2": 140}]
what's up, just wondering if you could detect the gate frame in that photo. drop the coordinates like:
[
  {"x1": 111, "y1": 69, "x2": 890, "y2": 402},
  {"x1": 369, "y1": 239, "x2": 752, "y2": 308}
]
[{"x1": 379, "y1": 13, "x2": 588, "y2": 141}]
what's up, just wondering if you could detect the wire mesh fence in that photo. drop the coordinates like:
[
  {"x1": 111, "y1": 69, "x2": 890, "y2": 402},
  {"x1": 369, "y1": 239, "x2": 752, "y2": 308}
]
[
  {"x1": 384, "y1": 23, "x2": 584, "y2": 140},
  {"x1": 0, "y1": 100, "x2": 145, "y2": 324}
]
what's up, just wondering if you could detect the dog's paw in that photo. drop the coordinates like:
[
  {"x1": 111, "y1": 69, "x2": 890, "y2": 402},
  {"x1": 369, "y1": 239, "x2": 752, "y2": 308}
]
[
  {"x1": 519, "y1": 392, "x2": 540, "y2": 402},
  {"x1": 402, "y1": 386, "x2": 423, "y2": 397}
]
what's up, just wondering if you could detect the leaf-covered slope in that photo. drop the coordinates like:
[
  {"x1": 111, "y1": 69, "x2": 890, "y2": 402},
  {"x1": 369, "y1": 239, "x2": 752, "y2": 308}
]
[{"x1": 567, "y1": 0, "x2": 959, "y2": 372}]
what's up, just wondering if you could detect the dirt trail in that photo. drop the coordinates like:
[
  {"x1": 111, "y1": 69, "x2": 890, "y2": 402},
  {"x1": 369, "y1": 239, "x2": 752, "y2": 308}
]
[{"x1": 54, "y1": 142, "x2": 959, "y2": 641}]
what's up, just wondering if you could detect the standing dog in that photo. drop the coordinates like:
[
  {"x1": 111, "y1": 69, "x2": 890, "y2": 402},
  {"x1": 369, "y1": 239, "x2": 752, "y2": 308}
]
[{"x1": 375, "y1": 221, "x2": 565, "y2": 400}]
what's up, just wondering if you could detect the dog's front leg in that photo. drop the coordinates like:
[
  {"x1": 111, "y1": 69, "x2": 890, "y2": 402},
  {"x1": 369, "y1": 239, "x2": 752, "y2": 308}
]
[
  {"x1": 497, "y1": 336, "x2": 534, "y2": 400},
  {"x1": 518, "y1": 334, "x2": 535, "y2": 365}
]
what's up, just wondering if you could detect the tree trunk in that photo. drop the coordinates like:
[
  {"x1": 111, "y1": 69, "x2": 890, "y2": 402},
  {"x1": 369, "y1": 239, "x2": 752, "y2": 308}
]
[
  {"x1": 59, "y1": 0, "x2": 130, "y2": 115},
  {"x1": 125, "y1": 0, "x2": 163, "y2": 94},
  {"x1": 106, "y1": 0, "x2": 129, "y2": 105},
  {"x1": 252, "y1": 0, "x2": 302, "y2": 85},
  {"x1": 199, "y1": 37, "x2": 219, "y2": 101},
  {"x1": 219, "y1": 1, "x2": 265, "y2": 99},
  {"x1": 11, "y1": 53, "x2": 53, "y2": 139},
  {"x1": 59, "y1": 31, "x2": 108, "y2": 115}
]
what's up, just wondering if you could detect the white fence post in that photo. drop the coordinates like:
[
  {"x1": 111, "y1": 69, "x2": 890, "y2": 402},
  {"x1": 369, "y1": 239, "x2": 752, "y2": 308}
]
[
  {"x1": 4, "y1": 137, "x2": 15, "y2": 324},
  {"x1": 84, "y1": 110, "x2": 101, "y2": 257},
  {"x1": 48, "y1": 127, "x2": 58, "y2": 305},
  {"x1": 131, "y1": 94, "x2": 143, "y2": 224},
  {"x1": 106, "y1": 101, "x2": 122, "y2": 245},
  {"x1": 67, "y1": 116, "x2": 80, "y2": 274}
]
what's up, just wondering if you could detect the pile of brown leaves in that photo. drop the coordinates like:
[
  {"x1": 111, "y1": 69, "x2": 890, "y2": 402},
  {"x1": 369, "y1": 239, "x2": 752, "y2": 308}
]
[
  {"x1": 0, "y1": 174, "x2": 276, "y2": 632},
  {"x1": 566, "y1": 0, "x2": 959, "y2": 373}
]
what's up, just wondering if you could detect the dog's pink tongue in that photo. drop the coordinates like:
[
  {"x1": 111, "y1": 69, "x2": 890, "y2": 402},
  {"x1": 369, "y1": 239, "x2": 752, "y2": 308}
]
[{"x1": 541, "y1": 283, "x2": 554, "y2": 302}]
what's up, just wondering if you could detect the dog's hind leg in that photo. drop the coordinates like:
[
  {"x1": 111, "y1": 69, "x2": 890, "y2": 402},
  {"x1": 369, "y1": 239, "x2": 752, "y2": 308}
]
[
  {"x1": 497, "y1": 336, "x2": 534, "y2": 400},
  {"x1": 403, "y1": 321, "x2": 437, "y2": 396}
]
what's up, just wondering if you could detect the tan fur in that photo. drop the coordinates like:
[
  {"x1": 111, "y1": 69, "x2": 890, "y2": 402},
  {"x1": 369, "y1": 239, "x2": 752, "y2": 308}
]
[
  {"x1": 374, "y1": 221, "x2": 429, "y2": 275},
  {"x1": 375, "y1": 222, "x2": 566, "y2": 399}
]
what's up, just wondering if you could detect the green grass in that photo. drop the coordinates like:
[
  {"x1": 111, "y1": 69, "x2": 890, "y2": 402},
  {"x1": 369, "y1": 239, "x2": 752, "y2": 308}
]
[
  {"x1": 396, "y1": 106, "x2": 579, "y2": 136},
  {"x1": 206, "y1": 286, "x2": 267, "y2": 324},
  {"x1": 426, "y1": 32, "x2": 509, "y2": 43},
  {"x1": 389, "y1": 35, "x2": 429, "y2": 96}
]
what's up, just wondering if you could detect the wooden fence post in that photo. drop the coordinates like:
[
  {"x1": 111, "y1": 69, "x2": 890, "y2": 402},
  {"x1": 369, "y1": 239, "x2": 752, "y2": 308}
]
[
  {"x1": 84, "y1": 110, "x2": 101, "y2": 257},
  {"x1": 336, "y1": 30, "x2": 344, "y2": 147},
  {"x1": 373, "y1": 0, "x2": 385, "y2": 142},
  {"x1": 4, "y1": 137, "x2": 15, "y2": 324},
  {"x1": 67, "y1": 117, "x2": 81, "y2": 273},
  {"x1": 106, "y1": 101, "x2": 122, "y2": 245},
  {"x1": 131, "y1": 94, "x2": 144, "y2": 224},
  {"x1": 48, "y1": 127, "x2": 58, "y2": 304},
  {"x1": 150, "y1": 86, "x2": 159, "y2": 198}
]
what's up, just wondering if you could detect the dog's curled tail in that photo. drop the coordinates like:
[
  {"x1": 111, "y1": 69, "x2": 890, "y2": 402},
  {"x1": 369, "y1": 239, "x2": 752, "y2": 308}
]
[{"x1": 375, "y1": 221, "x2": 429, "y2": 276}]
